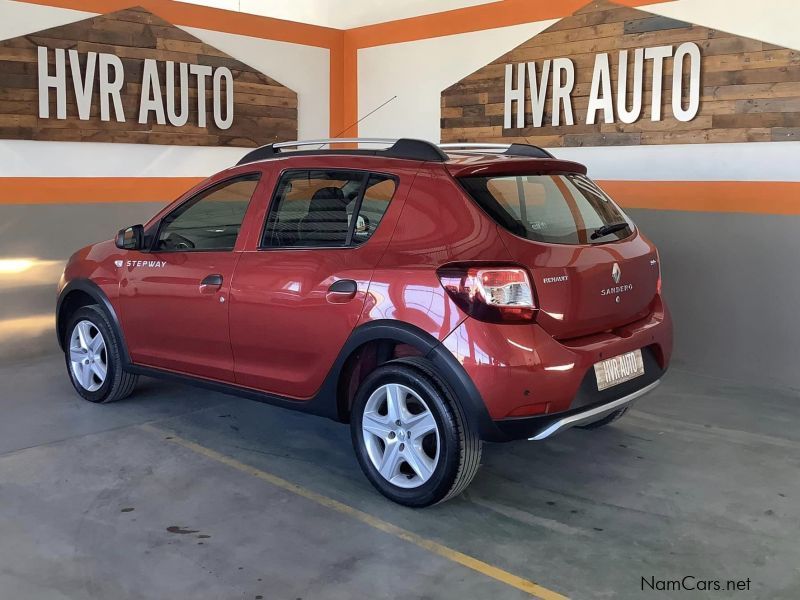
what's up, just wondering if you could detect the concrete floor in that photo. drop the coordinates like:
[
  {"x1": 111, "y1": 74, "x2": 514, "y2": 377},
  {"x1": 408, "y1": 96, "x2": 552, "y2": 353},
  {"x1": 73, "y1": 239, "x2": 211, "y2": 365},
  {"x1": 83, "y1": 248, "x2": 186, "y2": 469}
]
[{"x1": 1, "y1": 349, "x2": 799, "y2": 600}]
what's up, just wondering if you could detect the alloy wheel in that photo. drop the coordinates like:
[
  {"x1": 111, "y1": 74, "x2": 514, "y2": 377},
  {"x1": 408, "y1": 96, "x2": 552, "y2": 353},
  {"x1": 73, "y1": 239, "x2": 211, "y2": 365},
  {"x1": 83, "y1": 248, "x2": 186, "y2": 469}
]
[
  {"x1": 69, "y1": 320, "x2": 108, "y2": 392},
  {"x1": 361, "y1": 383, "x2": 440, "y2": 488}
]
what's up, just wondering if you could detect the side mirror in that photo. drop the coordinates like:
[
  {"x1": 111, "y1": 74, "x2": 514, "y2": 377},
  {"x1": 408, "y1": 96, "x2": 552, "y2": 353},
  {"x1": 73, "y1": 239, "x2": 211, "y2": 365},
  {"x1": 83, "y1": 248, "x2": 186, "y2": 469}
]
[{"x1": 115, "y1": 225, "x2": 145, "y2": 250}]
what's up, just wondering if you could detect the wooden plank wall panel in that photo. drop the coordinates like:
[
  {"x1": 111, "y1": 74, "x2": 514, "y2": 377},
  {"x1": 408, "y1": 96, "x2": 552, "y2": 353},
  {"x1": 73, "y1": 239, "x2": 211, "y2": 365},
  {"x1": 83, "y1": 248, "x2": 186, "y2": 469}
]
[
  {"x1": 441, "y1": 0, "x2": 800, "y2": 146},
  {"x1": 0, "y1": 6, "x2": 298, "y2": 146}
]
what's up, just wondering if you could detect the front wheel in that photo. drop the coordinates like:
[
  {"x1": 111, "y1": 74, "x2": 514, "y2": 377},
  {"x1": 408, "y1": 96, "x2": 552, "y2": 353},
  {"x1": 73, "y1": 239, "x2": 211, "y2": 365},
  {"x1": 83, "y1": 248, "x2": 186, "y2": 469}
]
[
  {"x1": 350, "y1": 359, "x2": 482, "y2": 507},
  {"x1": 64, "y1": 305, "x2": 138, "y2": 403}
]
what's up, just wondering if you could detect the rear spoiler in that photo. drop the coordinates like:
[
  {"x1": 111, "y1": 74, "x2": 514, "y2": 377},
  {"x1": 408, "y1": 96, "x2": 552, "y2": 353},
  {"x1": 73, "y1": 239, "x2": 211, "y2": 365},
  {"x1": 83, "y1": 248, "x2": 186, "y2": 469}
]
[{"x1": 445, "y1": 158, "x2": 588, "y2": 178}]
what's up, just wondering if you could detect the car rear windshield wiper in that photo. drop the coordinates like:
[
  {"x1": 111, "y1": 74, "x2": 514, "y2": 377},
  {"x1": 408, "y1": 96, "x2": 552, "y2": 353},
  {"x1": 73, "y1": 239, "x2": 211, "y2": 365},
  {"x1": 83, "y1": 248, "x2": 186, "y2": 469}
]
[{"x1": 590, "y1": 221, "x2": 629, "y2": 240}]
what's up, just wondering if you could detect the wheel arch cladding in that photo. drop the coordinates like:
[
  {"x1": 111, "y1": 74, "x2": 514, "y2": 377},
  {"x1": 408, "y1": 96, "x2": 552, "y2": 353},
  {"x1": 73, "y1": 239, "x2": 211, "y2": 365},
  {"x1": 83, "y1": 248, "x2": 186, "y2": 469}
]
[
  {"x1": 329, "y1": 320, "x2": 501, "y2": 441},
  {"x1": 56, "y1": 279, "x2": 130, "y2": 364}
]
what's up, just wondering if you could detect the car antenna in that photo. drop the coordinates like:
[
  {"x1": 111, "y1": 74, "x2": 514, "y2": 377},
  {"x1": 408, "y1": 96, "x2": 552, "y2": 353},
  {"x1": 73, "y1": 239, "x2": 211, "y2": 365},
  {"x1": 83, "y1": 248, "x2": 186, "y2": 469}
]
[{"x1": 319, "y1": 95, "x2": 398, "y2": 148}]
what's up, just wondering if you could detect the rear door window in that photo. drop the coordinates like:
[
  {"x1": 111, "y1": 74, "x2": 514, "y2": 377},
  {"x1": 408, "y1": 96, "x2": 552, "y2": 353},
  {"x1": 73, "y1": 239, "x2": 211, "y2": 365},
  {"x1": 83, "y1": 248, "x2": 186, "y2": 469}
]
[
  {"x1": 459, "y1": 173, "x2": 632, "y2": 245},
  {"x1": 261, "y1": 170, "x2": 397, "y2": 248}
]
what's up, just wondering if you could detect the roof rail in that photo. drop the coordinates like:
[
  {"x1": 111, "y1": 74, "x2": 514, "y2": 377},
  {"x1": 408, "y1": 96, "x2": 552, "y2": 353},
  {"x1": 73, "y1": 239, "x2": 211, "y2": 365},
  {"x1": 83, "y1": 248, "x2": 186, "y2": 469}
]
[
  {"x1": 236, "y1": 138, "x2": 448, "y2": 165},
  {"x1": 439, "y1": 142, "x2": 554, "y2": 159}
]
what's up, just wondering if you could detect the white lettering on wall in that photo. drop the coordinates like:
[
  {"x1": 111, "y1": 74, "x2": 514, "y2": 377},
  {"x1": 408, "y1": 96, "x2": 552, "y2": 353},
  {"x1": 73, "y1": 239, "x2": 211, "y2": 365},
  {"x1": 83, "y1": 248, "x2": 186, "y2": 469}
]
[
  {"x1": 503, "y1": 63, "x2": 524, "y2": 129},
  {"x1": 68, "y1": 49, "x2": 96, "y2": 120},
  {"x1": 166, "y1": 61, "x2": 189, "y2": 127},
  {"x1": 587, "y1": 53, "x2": 613, "y2": 125},
  {"x1": 672, "y1": 42, "x2": 701, "y2": 122},
  {"x1": 552, "y1": 58, "x2": 575, "y2": 126},
  {"x1": 99, "y1": 53, "x2": 126, "y2": 122},
  {"x1": 139, "y1": 58, "x2": 166, "y2": 125},
  {"x1": 528, "y1": 60, "x2": 550, "y2": 128},
  {"x1": 190, "y1": 64, "x2": 213, "y2": 128},
  {"x1": 213, "y1": 67, "x2": 234, "y2": 130},
  {"x1": 503, "y1": 43, "x2": 702, "y2": 129},
  {"x1": 37, "y1": 46, "x2": 65, "y2": 119},
  {"x1": 617, "y1": 48, "x2": 644, "y2": 124},
  {"x1": 645, "y1": 45, "x2": 673, "y2": 121},
  {"x1": 36, "y1": 46, "x2": 236, "y2": 129}
]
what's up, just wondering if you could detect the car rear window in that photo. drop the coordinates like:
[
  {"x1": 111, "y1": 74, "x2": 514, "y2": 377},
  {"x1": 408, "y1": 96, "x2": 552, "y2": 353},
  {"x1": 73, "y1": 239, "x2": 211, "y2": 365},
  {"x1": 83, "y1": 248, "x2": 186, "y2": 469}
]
[{"x1": 459, "y1": 173, "x2": 633, "y2": 245}]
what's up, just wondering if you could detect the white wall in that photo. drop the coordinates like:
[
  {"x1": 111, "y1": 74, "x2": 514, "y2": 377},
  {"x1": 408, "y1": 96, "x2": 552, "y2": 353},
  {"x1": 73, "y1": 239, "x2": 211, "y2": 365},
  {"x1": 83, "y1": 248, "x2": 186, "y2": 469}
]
[
  {"x1": 357, "y1": 21, "x2": 556, "y2": 143},
  {"x1": 0, "y1": 0, "x2": 93, "y2": 39}
]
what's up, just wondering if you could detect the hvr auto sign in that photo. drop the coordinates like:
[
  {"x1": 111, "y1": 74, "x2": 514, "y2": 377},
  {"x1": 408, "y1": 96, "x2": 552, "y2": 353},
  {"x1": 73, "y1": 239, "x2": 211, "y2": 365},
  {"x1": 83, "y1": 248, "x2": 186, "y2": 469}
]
[
  {"x1": 504, "y1": 43, "x2": 701, "y2": 129},
  {"x1": 37, "y1": 46, "x2": 234, "y2": 129}
]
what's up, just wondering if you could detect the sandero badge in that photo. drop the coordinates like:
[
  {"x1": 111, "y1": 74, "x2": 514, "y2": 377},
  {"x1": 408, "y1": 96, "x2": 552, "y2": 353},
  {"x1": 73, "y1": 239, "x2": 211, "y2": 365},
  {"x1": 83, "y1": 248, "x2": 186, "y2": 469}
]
[{"x1": 55, "y1": 138, "x2": 672, "y2": 507}]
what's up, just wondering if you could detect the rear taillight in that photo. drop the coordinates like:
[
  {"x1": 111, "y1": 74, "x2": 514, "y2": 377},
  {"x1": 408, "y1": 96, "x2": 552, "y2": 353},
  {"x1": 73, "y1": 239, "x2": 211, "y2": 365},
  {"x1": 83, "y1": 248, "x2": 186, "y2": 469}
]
[{"x1": 437, "y1": 265, "x2": 537, "y2": 323}]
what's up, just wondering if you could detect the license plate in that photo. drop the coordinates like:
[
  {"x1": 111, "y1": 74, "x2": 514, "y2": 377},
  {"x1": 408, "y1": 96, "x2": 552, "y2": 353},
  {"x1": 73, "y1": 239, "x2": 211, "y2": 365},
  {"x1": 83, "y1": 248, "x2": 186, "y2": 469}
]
[{"x1": 594, "y1": 349, "x2": 645, "y2": 391}]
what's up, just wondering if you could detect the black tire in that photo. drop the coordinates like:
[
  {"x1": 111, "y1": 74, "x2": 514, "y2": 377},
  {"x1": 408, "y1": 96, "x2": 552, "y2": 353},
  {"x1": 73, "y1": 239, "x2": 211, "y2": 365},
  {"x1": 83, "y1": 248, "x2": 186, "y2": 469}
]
[
  {"x1": 63, "y1": 304, "x2": 138, "y2": 403},
  {"x1": 576, "y1": 407, "x2": 628, "y2": 430},
  {"x1": 350, "y1": 357, "x2": 482, "y2": 507}
]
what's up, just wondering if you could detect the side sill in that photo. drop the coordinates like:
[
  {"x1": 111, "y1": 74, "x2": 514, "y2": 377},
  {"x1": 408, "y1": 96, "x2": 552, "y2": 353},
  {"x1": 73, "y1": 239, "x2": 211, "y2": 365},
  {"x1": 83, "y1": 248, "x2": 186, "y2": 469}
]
[{"x1": 126, "y1": 364, "x2": 340, "y2": 421}]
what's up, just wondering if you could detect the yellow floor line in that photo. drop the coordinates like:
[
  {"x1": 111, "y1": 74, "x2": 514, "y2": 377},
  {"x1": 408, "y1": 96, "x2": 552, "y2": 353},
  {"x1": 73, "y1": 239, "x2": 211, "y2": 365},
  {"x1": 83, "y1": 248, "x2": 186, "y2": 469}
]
[{"x1": 140, "y1": 423, "x2": 569, "y2": 600}]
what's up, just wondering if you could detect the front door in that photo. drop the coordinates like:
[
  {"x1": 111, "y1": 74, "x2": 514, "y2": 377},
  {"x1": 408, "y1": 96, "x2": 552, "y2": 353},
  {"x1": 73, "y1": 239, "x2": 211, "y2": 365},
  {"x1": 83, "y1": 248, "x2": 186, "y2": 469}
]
[
  {"x1": 230, "y1": 169, "x2": 398, "y2": 398},
  {"x1": 119, "y1": 174, "x2": 261, "y2": 382}
]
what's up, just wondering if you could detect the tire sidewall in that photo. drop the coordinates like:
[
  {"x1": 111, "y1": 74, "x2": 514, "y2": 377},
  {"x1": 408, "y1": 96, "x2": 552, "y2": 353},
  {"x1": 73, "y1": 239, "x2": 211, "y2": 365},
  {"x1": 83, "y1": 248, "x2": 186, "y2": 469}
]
[
  {"x1": 350, "y1": 363, "x2": 462, "y2": 507},
  {"x1": 64, "y1": 306, "x2": 121, "y2": 403}
]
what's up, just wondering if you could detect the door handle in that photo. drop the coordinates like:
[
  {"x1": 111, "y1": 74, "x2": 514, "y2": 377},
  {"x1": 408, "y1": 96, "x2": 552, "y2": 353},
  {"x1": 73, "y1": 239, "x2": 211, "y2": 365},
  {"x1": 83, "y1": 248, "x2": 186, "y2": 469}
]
[
  {"x1": 326, "y1": 279, "x2": 357, "y2": 303},
  {"x1": 200, "y1": 273, "x2": 223, "y2": 293}
]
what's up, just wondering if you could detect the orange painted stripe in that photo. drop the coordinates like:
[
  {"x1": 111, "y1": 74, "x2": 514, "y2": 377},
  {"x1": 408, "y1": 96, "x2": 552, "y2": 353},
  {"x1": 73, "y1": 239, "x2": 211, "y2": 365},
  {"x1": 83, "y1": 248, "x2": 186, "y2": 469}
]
[
  {"x1": 328, "y1": 37, "x2": 346, "y2": 138},
  {"x1": 0, "y1": 177, "x2": 203, "y2": 204},
  {"x1": 338, "y1": 33, "x2": 360, "y2": 138},
  {"x1": 598, "y1": 181, "x2": 800, "y2": 215},
  {"x1": 1, "y1": 178, "x2": 799, "y2": 214}
]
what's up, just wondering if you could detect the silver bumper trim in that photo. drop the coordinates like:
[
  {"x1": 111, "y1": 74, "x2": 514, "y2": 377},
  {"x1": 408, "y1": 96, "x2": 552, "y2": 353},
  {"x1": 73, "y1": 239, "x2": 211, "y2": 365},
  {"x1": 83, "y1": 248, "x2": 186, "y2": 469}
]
[{"x1": 528, "y1": 379, "x2": 661, "y2": 441}]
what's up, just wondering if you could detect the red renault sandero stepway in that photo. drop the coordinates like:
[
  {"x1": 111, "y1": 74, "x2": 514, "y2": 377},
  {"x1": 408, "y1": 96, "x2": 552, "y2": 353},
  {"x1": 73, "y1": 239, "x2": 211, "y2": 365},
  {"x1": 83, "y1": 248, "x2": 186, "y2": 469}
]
[{"x1": 56, "y1": 138, "x2": 672, "y2": 507}]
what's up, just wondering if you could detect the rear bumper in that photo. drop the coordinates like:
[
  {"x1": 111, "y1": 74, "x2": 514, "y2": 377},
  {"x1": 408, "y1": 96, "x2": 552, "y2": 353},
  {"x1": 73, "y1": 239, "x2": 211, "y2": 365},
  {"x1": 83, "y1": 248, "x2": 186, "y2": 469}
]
[
  {"x1": 528, "y1": 379, "x2": 659, "y2": 440},
  {"x1": 440, "y1": 295, "x2": 672, "y2": 441},
  {"x1": 491, "y1": 369, "x2": 664, "y2": 440}
]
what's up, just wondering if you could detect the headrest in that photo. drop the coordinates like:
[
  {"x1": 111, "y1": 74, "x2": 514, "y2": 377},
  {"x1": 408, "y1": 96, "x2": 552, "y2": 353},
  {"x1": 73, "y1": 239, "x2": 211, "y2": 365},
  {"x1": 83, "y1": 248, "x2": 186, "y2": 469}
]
[{"x1": 311, "y1": 186, "x2": 345, "y2": 204}]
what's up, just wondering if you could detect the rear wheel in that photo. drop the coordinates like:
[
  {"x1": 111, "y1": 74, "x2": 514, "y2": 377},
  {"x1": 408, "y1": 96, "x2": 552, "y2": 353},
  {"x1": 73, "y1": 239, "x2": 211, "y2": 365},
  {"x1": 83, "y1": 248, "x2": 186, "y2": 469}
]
[
  {"x1": 64, "y1": 305, "x2": 138, "y2": 403},
  {"x1": 350, "y1": 359, "x2": 482, "y2": 507},
  {"x1": 576, "y1": 407, "x2": 628, "y2": 430}
]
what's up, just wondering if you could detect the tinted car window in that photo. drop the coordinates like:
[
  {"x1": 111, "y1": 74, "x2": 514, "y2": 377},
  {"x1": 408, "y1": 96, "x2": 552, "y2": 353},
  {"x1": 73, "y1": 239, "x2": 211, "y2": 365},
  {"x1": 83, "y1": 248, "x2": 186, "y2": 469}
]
[
  {"x1": 157, "y1": 175, "x2": 259, "y2": 251},
  {"x1": 352, "y1": 174, "x2": 396, "y2": 245},
  {"x1": 262, "y1": 170, "x2": 396, "y2": 248},
  {"x1": 459, "y1": 173, "x2": 633, "y2": 245}
]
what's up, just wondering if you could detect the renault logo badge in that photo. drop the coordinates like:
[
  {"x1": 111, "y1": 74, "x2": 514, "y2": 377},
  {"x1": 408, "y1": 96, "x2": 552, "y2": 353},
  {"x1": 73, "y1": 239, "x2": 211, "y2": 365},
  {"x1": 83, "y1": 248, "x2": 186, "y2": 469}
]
[
  {"x1": 611, "y1": 262, "x2": 621, "y2": 284},
  {"x1": 114, "y1": 260, "x2": 124, "y2": 268}
]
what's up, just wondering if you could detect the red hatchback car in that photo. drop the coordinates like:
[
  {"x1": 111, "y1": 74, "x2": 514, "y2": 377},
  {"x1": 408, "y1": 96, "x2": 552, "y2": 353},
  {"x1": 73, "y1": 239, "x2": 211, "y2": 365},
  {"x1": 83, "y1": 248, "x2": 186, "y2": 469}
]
[{"x1": 57, "y1": 138, "x2": 672, "y2": 506}]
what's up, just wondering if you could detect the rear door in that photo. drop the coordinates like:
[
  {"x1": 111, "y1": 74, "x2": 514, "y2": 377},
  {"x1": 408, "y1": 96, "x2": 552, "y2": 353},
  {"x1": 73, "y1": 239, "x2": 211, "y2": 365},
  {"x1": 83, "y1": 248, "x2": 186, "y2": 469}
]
[
  {"x1": 459, "y1": 172, "x2": 660, "y2": 339},
  {"x1": 229, "y1": 168, "x2": 400, "y2": 398},
  {"x1": 119, "y1": 174, "x2": 262, "y2": 381}
]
